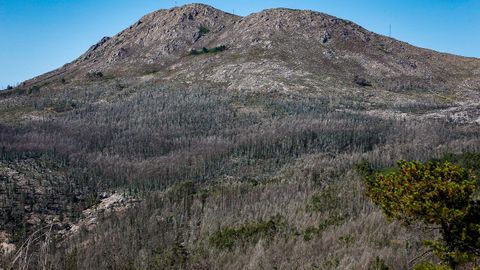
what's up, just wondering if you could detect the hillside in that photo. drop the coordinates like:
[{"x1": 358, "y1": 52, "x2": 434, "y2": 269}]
[{"x1": 1, "y1": 3, "x2": 480, "y2": 269}]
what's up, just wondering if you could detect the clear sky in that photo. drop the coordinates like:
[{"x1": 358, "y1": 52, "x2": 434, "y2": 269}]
[{"x1": 1, "y1": 0, "x2": 479, "y2": 88}]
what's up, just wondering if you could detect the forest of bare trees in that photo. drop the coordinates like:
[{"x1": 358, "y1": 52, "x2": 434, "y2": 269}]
[{"x1": 1, "y1": 73, "x2": 479, "y2": 269}]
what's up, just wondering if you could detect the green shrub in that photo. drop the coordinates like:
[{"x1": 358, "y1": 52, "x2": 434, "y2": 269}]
[
  {"x1": 302, "y1": 214, "x2": 346, "y2": 241},
  {"x1": 363, "y1": 160, "x2": 480, "y2": 268},
  {"x1": 303, "y1": 226, "x2": 320, "y2": 241},
  {"x1": 189, "y1": 45, "x2": 227, "y2": 55},
  {"x1": 433, "y1": 152, "x2": 480, "y2": 175},
  {"x1": 198, "y1": 26, "x2": 210, "y2": 35},
  {"x1": 209, "y1": 215, "x2": 286, "y2": 250},
  {"x1": 413, "y1": 262, "x2": 451, "y2": 270},
  {"x1": 306, "y1": 187, "x2": 341, "y2": 212},
  {"x1": 210, "y1": 45, "x2": 226, "y2": 53}
]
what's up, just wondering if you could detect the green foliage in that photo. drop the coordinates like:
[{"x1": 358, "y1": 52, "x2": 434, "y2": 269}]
[
  {"x1": 433, "y1": 152, "x2": 480, "y2": 176},
  {"x1": 413, "y1": 262, "x2": 451, "y2": 270},
  {"x1": 365, "y1": 160, "x2": 475, "y2": 224},
  {"x1": 190, "y1": 45, "x2": 227, "y2": 55},
  {"x1": 355, "y1": 159, "x2": 374, "y2": 178},
  {"x1": 211, "y1": 45, "x2": 227, "y2": 53},
  {"x1": 198, "y1": 26, "x2": 210, "y2": 35},
  {"x1": 306, "y1": 188, "x2": 340, "y2": 212},
  {"x1": 302, "y1": 226, "x2": 320, "y2": 241},
  {"x1": 363, "y1": 160, "x2": 480, "y2": 268},
  {"x1": 209, "y1": 215, "x2": 286, "y2": 250},
  {"x1": 302, "y1": 214, "x2": 347, "y2": 241}
]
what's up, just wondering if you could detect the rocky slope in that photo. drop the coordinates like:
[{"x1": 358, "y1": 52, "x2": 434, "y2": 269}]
[{"x1": 21, "y1": 4, "x2": 480, "y2": 98}]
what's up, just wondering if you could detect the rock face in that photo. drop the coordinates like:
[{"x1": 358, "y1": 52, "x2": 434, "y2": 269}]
[
  {"x1": 74, "y1": 4, "x2": 239, "y2": 72},
  {"x1": 21, "y1": 3, "x2": 480, "y2": 96}
]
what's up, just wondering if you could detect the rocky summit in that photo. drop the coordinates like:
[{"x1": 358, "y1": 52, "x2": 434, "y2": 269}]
[
  {"x1": 1, "y1": 3, "x2": 480, "y2": 270},
  {"x1": 23, "y1": 4, "x2": 480, "y2": 97}
]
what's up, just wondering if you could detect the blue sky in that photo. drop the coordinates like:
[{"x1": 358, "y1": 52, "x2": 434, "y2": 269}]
[{"x1": 1, "y1": 0, "x2": 479, "y2": 88}]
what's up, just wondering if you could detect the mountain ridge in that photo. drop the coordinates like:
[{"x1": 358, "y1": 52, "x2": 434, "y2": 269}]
[{"x1": 14, "y1": 3, "x2": 479, "y2": 98}]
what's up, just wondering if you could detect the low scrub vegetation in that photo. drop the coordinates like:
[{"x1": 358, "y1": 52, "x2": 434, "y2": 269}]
[
  {"x1": 190, "y1": 45, "x2": 227, "y2": 55},
  {"x1": 198, "y1": 26, "x2": 210, "y2": 35},
  {"x1": 209, "y1": 215, "x2": 287, "y2": 250},
  {"x1": 302, "y1": 213, "x2": 347, "y2": 241}
]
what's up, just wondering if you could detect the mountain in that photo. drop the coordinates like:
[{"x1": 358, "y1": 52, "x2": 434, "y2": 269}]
[
  {"x1": 1, "y1": 4, "x2": 479, "y2": 270},
  {"x1": 21, "y1": 4, "x2": 480, "y2": 98}
]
